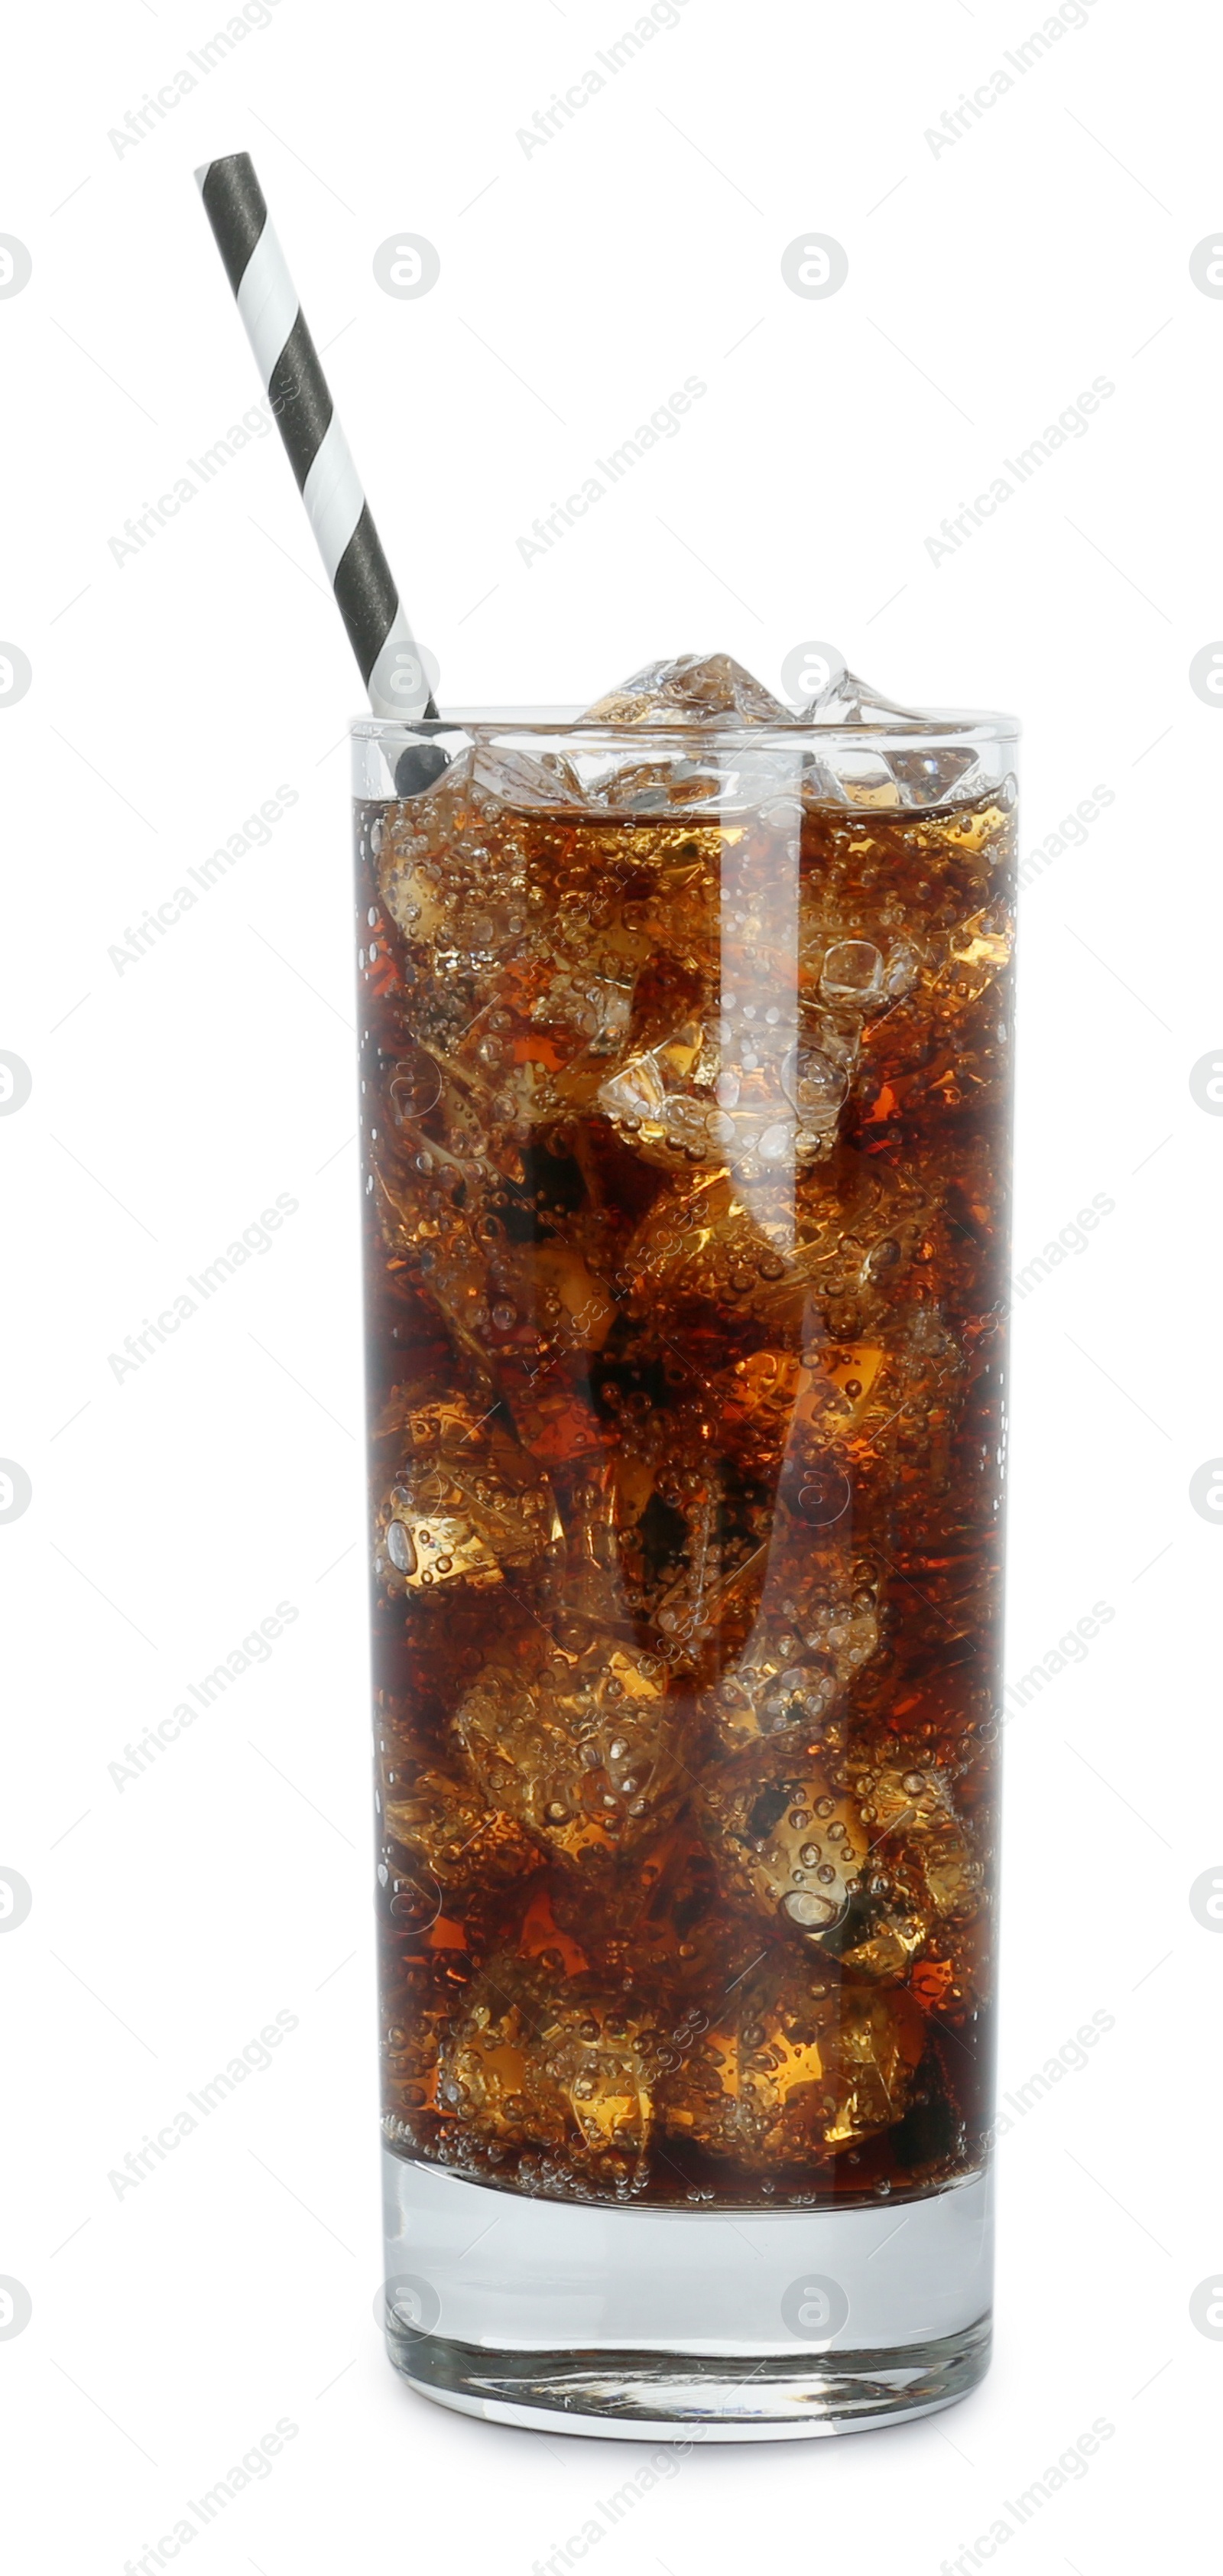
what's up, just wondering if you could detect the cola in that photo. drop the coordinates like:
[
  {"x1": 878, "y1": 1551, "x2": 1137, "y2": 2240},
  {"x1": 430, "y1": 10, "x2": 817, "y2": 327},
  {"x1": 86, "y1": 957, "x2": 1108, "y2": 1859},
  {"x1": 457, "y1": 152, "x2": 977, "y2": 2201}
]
[{"x1": 356, "y1": 662, "x2": 1014, "y2": 2214}]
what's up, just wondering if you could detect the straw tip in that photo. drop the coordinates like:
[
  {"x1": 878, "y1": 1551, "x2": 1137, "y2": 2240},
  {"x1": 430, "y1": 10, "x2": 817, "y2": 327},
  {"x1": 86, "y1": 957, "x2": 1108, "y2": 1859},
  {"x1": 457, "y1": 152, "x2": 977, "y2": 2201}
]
[{"x1": 194, "y1": 151, "x2": 254, "y2": 190}]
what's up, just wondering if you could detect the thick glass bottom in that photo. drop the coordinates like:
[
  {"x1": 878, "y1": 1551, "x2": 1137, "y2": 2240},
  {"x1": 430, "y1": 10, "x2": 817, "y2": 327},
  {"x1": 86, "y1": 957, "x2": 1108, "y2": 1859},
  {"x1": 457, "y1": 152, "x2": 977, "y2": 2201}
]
[
  {"x1": 381, "y1": 2149, "x2": 993, "y2": 2440},
  {"x1": 393, "y1": 2320, "x2": 990, "y2": 2438}
]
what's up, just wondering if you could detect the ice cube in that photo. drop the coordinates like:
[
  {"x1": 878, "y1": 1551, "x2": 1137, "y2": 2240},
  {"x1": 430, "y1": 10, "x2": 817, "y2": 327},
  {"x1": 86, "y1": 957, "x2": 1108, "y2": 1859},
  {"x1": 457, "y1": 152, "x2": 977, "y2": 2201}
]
[
  {"x1": 707, "y1": 1640, "x2": 845, "y2": 1753},
  {"x1": 530, "y1": 953, "x2": 640, "y2": 1057},
  {"x1": 782, "y1": 1040, "x2": 852, "y2": 1158},
  {"x1": 820, "y1": 940, "x2": 885, "y2": 1006},
  {"x1": 710, "y1": 1347, "x2": 809, "y2": 1472},
  {"x1": 706, "y1": 1565, "x2": 881, "y2": 1753},
  {"x1": 491, "y1": 1238, "x2": 618, "y2": 1359},
  {"x1": 822, "y1": 751, "x2": 905, "y2": 810},
  {"x1": 598, "y1": 1008, "x2": 847, "y2": 1181},
  {"x1": 620, "y1": 1150, "x2": 931, "y2": 1337},
  {"x1": 585, "y1": 654, "x2": 792, "y2": 729},
  {"x1": 440, "y1": 1957, "x2": 658, "y2": 2173},
  {"x1": 381, "y1": 1761, "x2": 540, "y2": 1890},
  {"x1": 789, "y1": 1311, "x2": 963, "y2": 1509},
  {"x1": 655, "y1": 1951, "x2": 926, "y2": 2162},
  {"x1": 606, "y1": 1452, "x2": 723, "y2": 1668},
  {"x1": 908, "y1": 1912, "x2": 992, "y2": 2019},
  {"x1": 587, "y1": 752, "x2": 727, "y2": 812},
  {"x1": 851, "y1": 1759, "x2": 983, "y2": 1921},
  {"x1": 372, "y1": 1392, "x2": 563, "y2": 1596},
  {"x1": 787, "y1": 664, "x2": 994, "y2": 810},
  {"x1": 597, "y1": 1021, "x2": 730, "y2": 1170},
  {"x1": 887, "y1": 746, "x2": 988, "y2": 807},
  {"x1": 799, "y1": 665, "x2": 930, "y2": 728},
  {"x1": 854, "y1": 916, "x2": 1015, "y2": 1130},
  {"x1": 696, "y1": 1745, "x2": 870, "y2": 1937},
  {"x1": 369, "y1": 1143, "x2": 498, "y2": 1366},
  {"x1": 376, "y1": 755, "x2": 543, "y2": 980},
  {"x1": 839, "y1": 1908, "x2": 931, "y2": 1983},
  {"x1": 818, "y1": 1981, "x2": 929, "y2": 2148},
  {"x1": 469, "y1": 742, "x2": 588, "y2": 808},
  {"x1": 381, "y1": 1948, "x2": 462, "y2": 2146},
  {"x1": 454, "y1": 1624, "x2": 688, "y2": 1869},
  {"x1": 931, "y1": 910, "x2": 1014, "y2": 1021}
]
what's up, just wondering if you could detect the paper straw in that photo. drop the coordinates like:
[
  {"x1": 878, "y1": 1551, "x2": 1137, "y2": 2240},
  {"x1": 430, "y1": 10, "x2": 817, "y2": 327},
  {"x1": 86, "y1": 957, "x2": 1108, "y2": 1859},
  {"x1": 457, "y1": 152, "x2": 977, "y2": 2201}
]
[{"x1": 196, "y1": 152, "x2": 436, "y2": 721}]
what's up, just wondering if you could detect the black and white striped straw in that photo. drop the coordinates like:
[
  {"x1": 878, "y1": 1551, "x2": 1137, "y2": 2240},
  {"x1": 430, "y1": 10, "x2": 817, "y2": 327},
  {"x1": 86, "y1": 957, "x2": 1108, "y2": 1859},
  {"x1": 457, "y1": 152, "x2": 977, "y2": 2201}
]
[{"x1": 196, "y1": 151, "x2": 436, "y2": 721}]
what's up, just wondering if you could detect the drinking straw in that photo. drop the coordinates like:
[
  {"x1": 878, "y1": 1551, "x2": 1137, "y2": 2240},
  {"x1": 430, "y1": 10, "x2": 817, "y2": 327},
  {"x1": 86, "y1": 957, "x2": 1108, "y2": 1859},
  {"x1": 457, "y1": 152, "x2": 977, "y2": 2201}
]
[{"x1": 196, "y1": 152, "x2": 436, "y2": 722}]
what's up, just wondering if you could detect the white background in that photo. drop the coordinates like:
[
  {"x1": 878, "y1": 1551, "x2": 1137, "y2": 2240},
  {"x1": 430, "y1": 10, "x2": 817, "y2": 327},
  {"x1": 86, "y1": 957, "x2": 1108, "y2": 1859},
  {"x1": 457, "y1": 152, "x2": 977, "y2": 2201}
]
[{"x1": 1, "y1": 0, "x2": 1216, "y2": 2565}]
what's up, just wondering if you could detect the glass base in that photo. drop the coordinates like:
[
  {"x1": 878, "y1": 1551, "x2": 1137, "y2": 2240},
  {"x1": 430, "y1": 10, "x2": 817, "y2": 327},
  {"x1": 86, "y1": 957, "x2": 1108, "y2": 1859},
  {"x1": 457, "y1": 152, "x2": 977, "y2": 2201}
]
[{"x1": 381, "y1": 2149, "x2": 993, "y2": 2441}]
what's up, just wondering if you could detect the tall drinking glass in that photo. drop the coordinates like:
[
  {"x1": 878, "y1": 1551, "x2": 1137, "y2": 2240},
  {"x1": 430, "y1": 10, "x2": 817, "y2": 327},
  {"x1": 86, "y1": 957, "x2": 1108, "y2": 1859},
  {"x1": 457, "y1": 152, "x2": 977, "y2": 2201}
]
[{"x1": 354, "y1": 699, "x2": 1017, "y2": 2438}]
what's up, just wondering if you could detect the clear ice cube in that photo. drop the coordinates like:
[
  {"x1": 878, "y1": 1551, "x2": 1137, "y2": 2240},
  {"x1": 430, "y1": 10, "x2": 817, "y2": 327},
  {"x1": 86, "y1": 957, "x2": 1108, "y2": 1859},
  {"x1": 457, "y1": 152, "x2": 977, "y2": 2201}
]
[
  {"x1": 799, "y1": 664, "x2": 929, "y2": 728},
  {"x1": 372, "y1": 1393, "x2": 563, "y2": 1596},
  {"x1": 469, "y1": 742, "x2": 589, "y2": 808},
  {"x1": 820, "y1": 940, "x2": 885, "y2": 1006},
  {"x1": 786, "y1": 663, "x2": 996, "y2": 810},
  {"x1": 441, "y1": 1957, "x2": 658, "y2": 2172},
  {"x1": 585, "y1": 654, "x2": 792, "y2": 729},
  {"x1": 850, "y1": 1759, "x2": 983, "y2": 1921},
  {"x1": 656, "y1": 1951, "x2": 926, "y2": 2162},
  {"x1": 705, "y1": 1564, "x2": 881, "y2": 1753},
  {"x1": 696, "y1": 1744, "x2": 870, "y2": 1937},
  {"x1": 381, "y1": 1761, "x2": 540, "y2": 1889},
  {"x1": 454, "y1": 1624, "x2": 689, "y2": 1869}
]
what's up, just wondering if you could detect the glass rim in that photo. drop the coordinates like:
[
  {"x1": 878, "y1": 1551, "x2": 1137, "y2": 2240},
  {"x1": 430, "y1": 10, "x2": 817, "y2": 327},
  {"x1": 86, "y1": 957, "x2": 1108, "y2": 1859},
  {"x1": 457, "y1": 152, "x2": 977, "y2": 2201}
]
[{"x1": 351, "y1": 703, "x2": 1021, "y2": 746}]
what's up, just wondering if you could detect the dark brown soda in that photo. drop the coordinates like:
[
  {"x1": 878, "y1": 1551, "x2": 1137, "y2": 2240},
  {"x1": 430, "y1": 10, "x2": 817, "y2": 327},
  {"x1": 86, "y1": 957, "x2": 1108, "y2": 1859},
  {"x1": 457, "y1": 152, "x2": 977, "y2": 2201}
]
[{"x1": 356, "y1": 758, "x2": 1014, "y2": 2211}]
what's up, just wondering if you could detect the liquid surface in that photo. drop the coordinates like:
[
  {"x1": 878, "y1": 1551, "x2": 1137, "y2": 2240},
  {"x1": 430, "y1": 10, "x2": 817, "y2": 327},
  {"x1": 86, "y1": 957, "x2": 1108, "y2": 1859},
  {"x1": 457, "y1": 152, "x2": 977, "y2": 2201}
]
[{"x1": 357, "y1": 759, "x2": 1014, "y2": 2209}]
